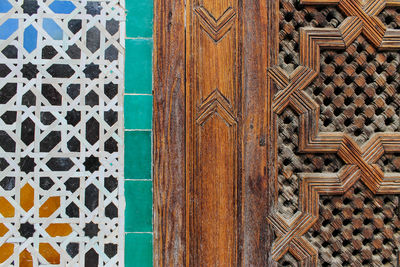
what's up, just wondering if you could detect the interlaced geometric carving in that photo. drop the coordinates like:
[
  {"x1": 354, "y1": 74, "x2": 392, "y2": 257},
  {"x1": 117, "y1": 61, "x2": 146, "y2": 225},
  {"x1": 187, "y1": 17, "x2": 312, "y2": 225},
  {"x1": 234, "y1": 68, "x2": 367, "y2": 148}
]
[
  {"x1": 269, "y1": 0, "x2": 400, "y2": 265},
  {"x1": 0, "y1": 0, "x2": 124, "y2": 265}
]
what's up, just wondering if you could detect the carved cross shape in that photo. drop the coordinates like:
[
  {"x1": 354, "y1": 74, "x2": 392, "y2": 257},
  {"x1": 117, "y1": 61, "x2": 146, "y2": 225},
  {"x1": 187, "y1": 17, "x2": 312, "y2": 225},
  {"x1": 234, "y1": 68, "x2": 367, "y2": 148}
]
[{"x1": 338, "y1": 0, "x2": 386, "y2": 46}]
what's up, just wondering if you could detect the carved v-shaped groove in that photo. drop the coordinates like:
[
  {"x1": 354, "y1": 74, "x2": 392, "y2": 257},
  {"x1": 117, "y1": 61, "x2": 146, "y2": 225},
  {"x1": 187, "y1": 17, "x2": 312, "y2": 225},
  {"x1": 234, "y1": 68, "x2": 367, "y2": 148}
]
[
  {"x1": 195, "y1": 6, "x2": 236, "y2": 42},
  {"x1": 196, "y1": 89, "x2": 236, "y2": 126}
]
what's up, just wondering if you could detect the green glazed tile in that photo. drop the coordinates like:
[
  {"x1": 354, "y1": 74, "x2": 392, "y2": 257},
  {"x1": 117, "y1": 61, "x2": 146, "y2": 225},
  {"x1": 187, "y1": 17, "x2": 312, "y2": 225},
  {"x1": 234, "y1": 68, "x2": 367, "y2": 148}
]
[
  {"x1": 125, "y1": 39, "x2": 153, "y2": 94},
  {"x1": 125, "y1": 131, "x2": 151, "y2": 179},
  {"x1": 126, "y1": 0, "x2": 153, "y2": 38},
  {"x1": 125, "y1": 233, "x2": 153, "y2": 266},
  {"x1": 125, "y1": 180, "x2": 152, "y2": 232},
  {"x1": 125, "y1": 95, "x2": 153, "y2": 130}
]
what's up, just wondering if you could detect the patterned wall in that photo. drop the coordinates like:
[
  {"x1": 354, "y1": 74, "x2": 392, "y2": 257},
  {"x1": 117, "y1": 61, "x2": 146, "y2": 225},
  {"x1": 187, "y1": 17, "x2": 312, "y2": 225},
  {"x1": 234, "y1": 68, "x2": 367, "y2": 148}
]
[{"x1": 0, "y1": 0, "x2": 125, "y2": 265}]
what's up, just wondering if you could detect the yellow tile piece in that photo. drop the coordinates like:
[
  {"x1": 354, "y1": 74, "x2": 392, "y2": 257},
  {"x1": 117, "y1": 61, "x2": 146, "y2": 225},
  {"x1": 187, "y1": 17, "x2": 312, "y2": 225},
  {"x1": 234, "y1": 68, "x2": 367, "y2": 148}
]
[
  {"x1": 19, "y1": 248, "x2": 33, "y2": 267},
  {"x1": 20, "y1": 184, "x2": 34, "y2": 212},
  {"x1": 45, "y1": 223, "x2": 72, "y2": 237},
  {"x1": 0, "y1": 243, "x2": 13, "y2": 263},
  {"x1": 0, "y1": 197, "x2": 14, "y2": 217},
  {"x1": 39, "y1": 197, "x2": 60, "y2": 217},
  {"x1": 39, "y1": 243, "x2": 60, "y2": 264},
  {"x1": 0, "y1": 224, "x2": 8, "y2": 236}
]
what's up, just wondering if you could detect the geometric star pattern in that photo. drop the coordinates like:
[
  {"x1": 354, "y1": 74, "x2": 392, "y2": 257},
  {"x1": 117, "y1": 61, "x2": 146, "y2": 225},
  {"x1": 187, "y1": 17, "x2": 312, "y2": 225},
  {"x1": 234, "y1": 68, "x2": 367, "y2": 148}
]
[
  {"x1": 0, "y1": 0, "x2": 124, "y2": 265},
  {"x1": 268, "y1": 0, "x2": 400, "y2": 265}
]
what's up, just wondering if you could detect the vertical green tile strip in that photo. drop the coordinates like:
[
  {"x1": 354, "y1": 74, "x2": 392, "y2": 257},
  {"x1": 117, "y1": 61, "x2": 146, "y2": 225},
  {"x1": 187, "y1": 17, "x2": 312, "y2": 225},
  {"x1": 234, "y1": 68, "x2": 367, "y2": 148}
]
[{"x1": 125, "y1": 0, "x2": 153, "y2": 265}]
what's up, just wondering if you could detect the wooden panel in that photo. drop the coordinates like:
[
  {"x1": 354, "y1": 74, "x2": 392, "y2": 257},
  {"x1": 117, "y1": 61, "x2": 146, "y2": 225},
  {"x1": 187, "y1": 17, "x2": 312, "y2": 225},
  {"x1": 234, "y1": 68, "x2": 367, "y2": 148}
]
[
  {"x1": 187, "y1": 0, "x2": 241, "y2": 265},
  {"x1": 267, "y1": 0, "x2": 400, "y2": 265},
  {"x1": 153, "y1": 0, "x2": 186, "y2": 266}
]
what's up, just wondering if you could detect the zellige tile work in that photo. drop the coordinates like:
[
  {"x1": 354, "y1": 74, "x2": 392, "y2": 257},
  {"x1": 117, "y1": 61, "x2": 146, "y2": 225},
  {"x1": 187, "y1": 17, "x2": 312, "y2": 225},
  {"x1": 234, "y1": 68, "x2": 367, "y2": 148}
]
[
  {"x1": 124, "y1": 0, "x2": 153, "y2": 266},
  {"x1": 0, "y1": 0, "x2": 125, "y2": 265}
]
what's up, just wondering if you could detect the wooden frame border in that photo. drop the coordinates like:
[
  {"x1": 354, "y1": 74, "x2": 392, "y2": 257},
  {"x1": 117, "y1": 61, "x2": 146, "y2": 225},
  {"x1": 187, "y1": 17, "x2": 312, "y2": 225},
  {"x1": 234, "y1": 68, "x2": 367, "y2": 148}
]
[{"x1": 153, "y1": 0, "x2": 273, "y2": 265}]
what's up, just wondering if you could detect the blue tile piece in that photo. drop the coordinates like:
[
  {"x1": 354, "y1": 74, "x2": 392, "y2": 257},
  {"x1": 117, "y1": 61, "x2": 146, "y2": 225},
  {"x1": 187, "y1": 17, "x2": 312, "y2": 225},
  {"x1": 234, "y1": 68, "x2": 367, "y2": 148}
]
[
  {"x1": 0, "y1": 19, "x2": 17, "y2": 40},
  {"x1": 0, "y1": 0, "x2": 11, "y2": 12},
  {"x1": 43, "y1": 18, "x2": 63, "y2": 40},
  {"x1": 49, "y1": 0, "x2": 76, "y2": 14},
  {"x1": 23, "y1": 25, "x2": 38, "y2": 53}
]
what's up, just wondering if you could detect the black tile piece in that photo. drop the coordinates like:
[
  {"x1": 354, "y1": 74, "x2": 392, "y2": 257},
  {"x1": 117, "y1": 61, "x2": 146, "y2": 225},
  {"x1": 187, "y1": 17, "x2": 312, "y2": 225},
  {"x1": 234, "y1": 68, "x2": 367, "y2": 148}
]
[
  {"x1": 42, "y1": 84, "x2": 62, "y2": 105},
  {"x1": 85, "y1": 248, "x2": 99, "y2": 267},
  {"x1": 19, "y1": 156, "x2": 36, "y2": 173},
  {"x1": 40, "y1": 177, "x2": 54, "y2": 190},
  {"x1": 66, "y1": 202, "x2": 79, "y2": 217},
  {"x1": 104, "y1": 83, "x2": 117, "y2": 99},
  {"x1": 104, "y1": 176, "x2": 117, "y2": 193},
  {"x1": 85, "y1": 184, "x2": 99, "y2": 211},
  {"x1": 66, "y1": 44, "x2": 81, "y2": 59},
  {"x1": 21, "y1": 118, "x2": 35, "y2": 145},
  {"x1": 85, "y1": 1, "x2": 102, "y2": 16},
  {"x1": 21, "y1": 63, "x2": 38, "y2": 79},
  {"x1": 0, "y1": 64, "x2": 11, "y2": 78},
  {"x1": 67, "y1": 84, "x2": 80, "y2": 99},
  {"x1": 104, "y1": 110, "x2": 117, "y2": 126},
  {"x1": 0, "y1": 131, "x2": 15, "y2": 152},
  {"x1": 66, "y1": 109, "x2": 80, "y2": 126},
  {"x1": 46, "y1": 158, "x2": 74, "y2": 171},
  {"x1": 83, "y1": 63, "x2": 100, "y2": 80},
  {"x1": 19, "y1": 222, "x2": 35, "y2": 238},
  {"x1": 104, "y1": 243, "x2": 117, "y2": 258},
  {"x1": 47, "y1": 64, "x2": 75, "y2": 78},
  {"x1": 106, "y1": 19, "x2": 119, "y2": 36},
  {"x1": 86, "y1": 117, "x2": 99, "y2": 145},
  {"x1": 68, "y1": 19, "x2": 82, "y2": 34},
  {"x1": 2, "y1": 45, "x2": 18, "y2": 59},
  {"x1": 67, "y1": 136, "x2": 80, "y2": 152},
  {"x1": 21, "y1": 118, "x2": 35, "y2": 146},
  {"x1": 83, "y1": 222, "x2": 99, "y2": 238},
  {"x1": 85, "y1": 90, "x2": 98, "y2": 107},
  {"x1": 0, "y1": 83, "x2": 16, "y2": 104},
  {"x1": 0, "y1": 177, "x2": 15, "y2": 190},
  {"x1": 40, "y1": 131, "x2": 61, "y2": 152},
  {"x1": 22, "y1": 90, "x2": 36, "y2": 107},
  {"x1": 22, "y1": 0, "x2": 39, "y2": 15},
  {"x1": 65, "y1": 178, "x2": 79, "y2": 193},
  {"x1": 1, "y1": 111, "x2": 16, "y2": 124},
  {"x1": 0, "y1": 158, "x2": 9, "y2": 171},
  {"x1": 105, "y1": 45, "x2": 118, "y2": 61},
  {"x1": 105, "y1": 203, "x2": 118, "y2": 219},
  {"x1": 40, "y1": 112, "x2": 56, "y2": 125},
  {"x1": 67, "y1": 243, "x2": 79, "y2": 258},
  {"x1": 86, "y1": 27, "x2": 100, "y2": 53},
  {"x1": 42, "y1": 45, "x2": 58, "y2": 59},
  {"x1": 84, "y1": 155, "x2": 100, "y2": 172},
  {"x1": 105, "y1": 137, "x2": 118, "y2": 153}
]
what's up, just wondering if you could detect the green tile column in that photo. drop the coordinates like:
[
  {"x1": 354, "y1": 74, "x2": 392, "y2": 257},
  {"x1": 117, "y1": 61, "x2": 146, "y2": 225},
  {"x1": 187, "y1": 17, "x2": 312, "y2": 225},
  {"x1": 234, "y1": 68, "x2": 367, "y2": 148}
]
[{"x1": 124, "y1": 0, "x2": 153, "y2": 266}]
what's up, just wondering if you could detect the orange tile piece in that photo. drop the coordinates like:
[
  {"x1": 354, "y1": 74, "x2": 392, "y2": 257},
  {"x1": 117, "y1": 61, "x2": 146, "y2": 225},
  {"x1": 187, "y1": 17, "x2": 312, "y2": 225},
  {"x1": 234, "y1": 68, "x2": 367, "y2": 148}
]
[
  {"x1": 0, "y1": 224, "x2": 8, "y2": 236},
  {"x1": 39, "y1": 243, "x2": 60, "y2": 264},
  {"x1": 0, "y1": 197, "x2": 14, "y2": 217},
  {"x1": 0, "y1": 243, "x2": 13, "y2": 263},
  {"x1": 39, "y1": 197, "x2": 60, "y2": 217},
  {"x1": 20, "y1": 184, "x2": 34, "y2": 212},
  {"x1": 19, "y1": 248, "x2": 33, "y2": 267},
  {"x1": 45, "y1": 223, "x2": 72, "y2": 237}
]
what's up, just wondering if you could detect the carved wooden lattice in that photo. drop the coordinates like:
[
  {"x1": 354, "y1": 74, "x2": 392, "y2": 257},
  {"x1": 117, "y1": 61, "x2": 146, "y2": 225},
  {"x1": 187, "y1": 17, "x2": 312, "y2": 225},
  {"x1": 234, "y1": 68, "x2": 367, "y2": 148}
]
[{"x1": 268, "y1": 0, "x2": 400, "y2": 265}]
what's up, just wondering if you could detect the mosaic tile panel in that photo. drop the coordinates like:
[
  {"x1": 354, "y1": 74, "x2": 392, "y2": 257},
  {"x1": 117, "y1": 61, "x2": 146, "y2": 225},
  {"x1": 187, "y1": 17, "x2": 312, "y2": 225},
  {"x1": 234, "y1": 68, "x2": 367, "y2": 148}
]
[{"x1": 0, "y1": 0, "x2": 125, "y2": 266}]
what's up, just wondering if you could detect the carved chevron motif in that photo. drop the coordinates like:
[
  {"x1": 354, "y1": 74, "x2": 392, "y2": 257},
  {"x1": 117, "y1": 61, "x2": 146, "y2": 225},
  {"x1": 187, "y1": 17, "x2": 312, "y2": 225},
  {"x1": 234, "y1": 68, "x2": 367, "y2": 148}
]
[
  {"x1": 195, "y1": 6, "x2": 236, "y2": 42},
  {"x1": 196, "y1": 89, "x2": 236, "y2": 126},
  {"x1": 269, "y1": 0, "x2": 400, "y2": 265}
]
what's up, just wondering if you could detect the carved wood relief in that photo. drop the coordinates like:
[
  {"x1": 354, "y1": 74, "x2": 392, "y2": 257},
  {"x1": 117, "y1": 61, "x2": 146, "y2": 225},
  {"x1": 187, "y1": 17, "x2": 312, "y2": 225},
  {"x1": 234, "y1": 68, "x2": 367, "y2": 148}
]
[
  {"x1": 187, "y1": 0, "x2": 241, "y2": 265},
  {"x1": 269, "y1": 0, "x2": 400, "y2": 265}
]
